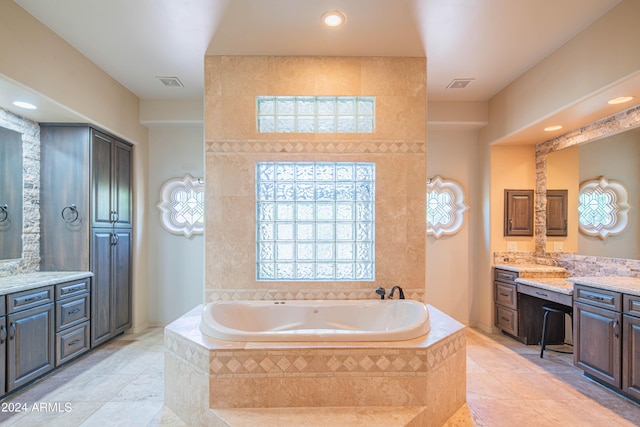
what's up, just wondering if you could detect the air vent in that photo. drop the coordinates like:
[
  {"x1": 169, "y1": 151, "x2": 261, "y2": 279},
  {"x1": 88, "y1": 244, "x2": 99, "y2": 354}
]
[
  {"x1": 156, "y1": 76, "x2": 184, "y2": 88},
  {"x1": 446, "y1": 78, "x2": 474, "y2": 89}
]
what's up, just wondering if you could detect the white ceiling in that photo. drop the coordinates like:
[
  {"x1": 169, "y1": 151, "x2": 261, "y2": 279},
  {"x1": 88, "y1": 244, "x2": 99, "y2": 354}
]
[{"x1": 4, "y1": 0, "x2": 634, "y2": 136}]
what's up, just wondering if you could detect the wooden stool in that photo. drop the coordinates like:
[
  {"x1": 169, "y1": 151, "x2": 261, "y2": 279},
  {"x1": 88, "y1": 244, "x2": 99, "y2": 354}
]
[{"x1": 540, "y1": 303, "x2": 573, "y2": 358}]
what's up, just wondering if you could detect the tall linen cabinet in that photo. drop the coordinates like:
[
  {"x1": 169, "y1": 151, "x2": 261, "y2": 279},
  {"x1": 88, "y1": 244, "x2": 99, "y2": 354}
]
[{"x1": 40, "y1": 125, "x2": 133, "y2": 347}]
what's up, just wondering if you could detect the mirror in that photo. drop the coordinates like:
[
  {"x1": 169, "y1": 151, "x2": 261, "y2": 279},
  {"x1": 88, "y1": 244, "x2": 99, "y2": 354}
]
[
  {"x1": 0, "y1": 126, "x2": 23, "y2": 260},
  {"x1": 546, "y1": 126, "x2": 640, "y2": 260}
]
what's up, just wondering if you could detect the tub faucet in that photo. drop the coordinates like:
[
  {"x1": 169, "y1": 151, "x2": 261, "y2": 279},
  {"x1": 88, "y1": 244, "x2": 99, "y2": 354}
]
[
  {"x1": 375, "y1": 287, "x2": 386, "y2": 300},
  {"x1": 387, "y1": 286, "x2": 405, "y2": 300}
]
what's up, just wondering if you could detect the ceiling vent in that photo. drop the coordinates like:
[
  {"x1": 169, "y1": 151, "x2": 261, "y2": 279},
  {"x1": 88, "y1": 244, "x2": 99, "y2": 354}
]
[
  {"x1": 446, "y1": 78, "x2": 474, "y2": 89},
  {"x1": 156, "y1": 76, "x2": 184, "y2": 88}
]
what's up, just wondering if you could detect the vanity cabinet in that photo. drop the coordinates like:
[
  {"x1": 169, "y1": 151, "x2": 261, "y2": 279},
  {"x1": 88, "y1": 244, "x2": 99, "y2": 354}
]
[
  {"x1": 573, "y1": 284, "x2": 640, "y2": 402},
  {"x1": 55, "y1": 278, "x2": 91, "y2": 365},
  {"x1": 0, "y1": 296, "x2": 6, "y2": 397},
  {"x1": 6, "y1": 286, "x2": 55, "y2": 392},
  {"x1": 504, "y1": 190, "x2": 534, "y2": 236},
  {"x1": 494, "y1": 268, "x2": 519, "y2": 337},
  {"x1": 40, "y1": 124, "x2": 133, "y2": 347}
]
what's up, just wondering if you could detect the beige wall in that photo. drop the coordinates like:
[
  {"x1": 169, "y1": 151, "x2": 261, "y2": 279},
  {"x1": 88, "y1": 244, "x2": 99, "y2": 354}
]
[{"x1": 204, "y1": 56, "x2": 426, "y2": 300}]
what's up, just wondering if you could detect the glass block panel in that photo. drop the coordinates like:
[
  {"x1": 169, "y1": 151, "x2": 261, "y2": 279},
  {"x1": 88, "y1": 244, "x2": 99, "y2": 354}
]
[
  {"x1": 295, "y1": 183, "x2": 315, "y2": 201},
  {"x1": 257, "y1": 97, "x2": 275, "y2": 114},
  {"x1": 257, "y1": 116, "x2": 275, "y2": 133},
  {"x1": 317, "y1": 116, "x2": 336, "y2": 133},
  {"x1": 336, "y1": 263, "x2": 355, "y2": 279},
  {"x1": 337, "y1": 97, "x2": 356, "y2": 114},
  {"x1": 297, "y1": 243, "x2": 314, "y2": 260},
  {"x1": 276, "y1": 243, "x2": 294, "y2": 261},
  {"x1": 256, "y1": 161, "x2": 375, "y2": 281},
  {"x1": 316, "y1": 203, "x2": 335, "y2": 220},
  {"x1": 316, "y1": 243, "x2": 334, "y2": 260},
  {"x1": 276, "y1": 203, "x2": 294, "y2": 220},
  {"x1": 276, "y1": 263, "x2": 294, "y2": 279},
  {"x1": 317, "y1": 223, "x2": 335, "y2": 240},
  {"x1": 297, "y1": 223, "x2": 314, "y2": 240},
  {"x1": 336, "y1": 243, "x2": 354, "y2": 261},
  {"x1": 317, "y1": 97, "x2": 336, "y2": 115},
  {"x1": 336, "y1": 203, "x2": 354, "y2": 221},
  {"x1": 336, "y1": 223, "x2": 354, "y2": 240},
  {"x1": 337, "y1": 116, "x2": 356, "y2": 133},
  {"x1": 276, "y1": 116, "x2": 295, "y2": 132},
  {"x1": 276, "y1": 97, "x2": 295, "y2": 115},
  {"x1": 296, "y1": 263, "x2": 314, "y2": 280},
  {"x1": 296, "y1": 203, "x2": 314, "y2": 221},
  {"x1": 276, "y1": 223, "x2": 294, "y2": 240},
  {"x1": 257, "y1": 96, "x2": 375, "y2": 134}
]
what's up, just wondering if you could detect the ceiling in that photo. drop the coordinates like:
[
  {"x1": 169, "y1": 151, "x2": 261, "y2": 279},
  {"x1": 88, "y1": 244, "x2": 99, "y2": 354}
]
[{"x1": 2, "y1": 0, "x2": 633, "y2": 136}]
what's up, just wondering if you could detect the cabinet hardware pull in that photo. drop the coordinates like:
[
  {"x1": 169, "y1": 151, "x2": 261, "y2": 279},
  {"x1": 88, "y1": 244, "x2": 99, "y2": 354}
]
[
  {"x1": 508, "y1": 218, "x2": 513, "y2": 231},
  {"x1": 501, "y1": 317, "x2": 509, "y2": 322},
  {"x1": 68, "y1": 308, "x2": 81, "y2": 315},
  {"x1": 61, "y1": 204, "x2": 79, "y2": 223},
  {"x1": 68, "y1": 339, "x2": 81, "y2": 346},
  {"x1": 9, "y1": 323, "x2": 15, "y2": 340},
  {"x1": 0, "y1": 325, "x2": 6, "y2": 344},
  {"x1": 110, "y1": 210, "x2": 119, "y2": 223},
  {"x1": 613, "y1": 320, "x2": 620, "y2": 338},
  {"x1": 0, "y1": 204, "x2": 8, "y2": 222},
  {"x1": 535, "y1": 291, "x2": 548, "y2": 297},
  {"x1": 62, "y1": 285, "x2": 85, "y2": 294},
  {"x1": 23, "y1": 295, "x2": 44, "y2": 303},
  {"x1": 585, "y1": 294, "x2": 605, "y2": 302},
  {"x1": 499, "y1": 292, "x2": 509, "y2": 297}
]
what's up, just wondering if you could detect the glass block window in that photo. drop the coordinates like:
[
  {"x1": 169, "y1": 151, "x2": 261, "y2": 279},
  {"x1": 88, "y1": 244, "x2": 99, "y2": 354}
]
[
  {"x1": 157, "y1": 175, "x2": 205, "y2": 238},
  {"x1": 256, "y1": 96, "x2": 375, "y2": 133},
  {"x1": 578, "y1": 176, "x2": 630, "y2": 240},
  {"x1": 426, "y1": 176, "x2": 469, "y2": 239},
  {"x1": 256, "y1": 162, "x2": 375, "y2": 281}
]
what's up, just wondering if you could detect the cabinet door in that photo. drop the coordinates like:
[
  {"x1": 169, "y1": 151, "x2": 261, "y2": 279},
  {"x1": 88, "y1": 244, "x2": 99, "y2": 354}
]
[
  {"x1": 7, "y1": 304, "x2": 55, "y2": 391},
  {"x1": 574, "y1": 301, "x2": 622, "y2": 388},
  {"x1": 92, "y1": 130, "x2": 114, "y2": 227},
  {"x1": 0, "y1": 316, "x2": 6, "y2": 397},
  {"x1": 546, "y1": 189, "x2": 568, "y2": 236},
  {"x1": 504, "y1": 190, "x2": 534, "y2": 236},
  {"x1": 113, "y1": 141, "x2": 133, "y2": 228},
  {"x1": 112, "y1": 229, "x2": 132, "y2": 333},
  {"x1": 91, "y1": 229, "x2": 114, "y2": 347},
  {"x1": 623, "y1": 315, "x2": 640, "y2": 400}
]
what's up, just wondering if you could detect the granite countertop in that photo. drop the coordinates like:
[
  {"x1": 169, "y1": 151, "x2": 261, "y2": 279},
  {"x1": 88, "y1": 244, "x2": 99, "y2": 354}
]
[
  {"x1": 0, "y1": 271, "x2": 93, "y2": 296},
  {"x1": 494, "y1": 263, "x2": 568, "y2": 278},
  {"x1": 567, "y1": 276, "x2": 640, "y2": 297},
  {"x1": 515, "y1": 277, "x2": 574, "y2": 295}
]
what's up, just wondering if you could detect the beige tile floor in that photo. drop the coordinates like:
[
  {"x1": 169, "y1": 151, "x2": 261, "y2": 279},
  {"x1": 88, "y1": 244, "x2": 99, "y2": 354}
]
[{"x1": 0, "y1": 326, "x2": 638, "y2": 426}]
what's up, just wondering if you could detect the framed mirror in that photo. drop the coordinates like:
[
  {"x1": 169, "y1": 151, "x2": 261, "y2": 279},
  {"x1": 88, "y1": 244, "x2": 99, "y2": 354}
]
[{"x1": 0, "y1": 126, "x2": 23, "y2": 260}]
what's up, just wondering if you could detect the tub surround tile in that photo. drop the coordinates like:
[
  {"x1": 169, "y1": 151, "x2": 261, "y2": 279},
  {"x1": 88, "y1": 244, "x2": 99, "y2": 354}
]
[{"x1": 205, "y1": 288, "x2": 426, "y2": 303}]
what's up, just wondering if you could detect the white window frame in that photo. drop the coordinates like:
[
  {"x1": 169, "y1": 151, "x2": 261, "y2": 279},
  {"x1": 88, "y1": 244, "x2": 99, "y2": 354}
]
[
  {"x1": 578, "y1": 176, "x2": 630, "y2": 240},
  {"x1": 426, "y1": 176, "x2": 469, "y2": 239},
  {"x1": 157, "y1": 174, "x2": 205, "y2": 238}
]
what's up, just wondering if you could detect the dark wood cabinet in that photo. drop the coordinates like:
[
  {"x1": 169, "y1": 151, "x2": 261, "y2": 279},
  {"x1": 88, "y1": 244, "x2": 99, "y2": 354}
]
[
  {"x1": 623, "y1": 314, "x2": 640, "y2": 400},
  {"x1": 504, "y1": 190, "x2": 534, "y2": 236},
  {"x1": 6, "y1": 301, "x2": 55, "y2": 392},
  {"x1": 40, "y1": 124, "x2": 133, "y2": 348},
  {"x1": 574, "y1": 300, "x2": 622, "y2": 387},
  {"x1": 546, "y1": 189, "x2": 568, "y2": 236},
  {"x1": 91, "y1": 228, "x2": 132, "y2": 347},
  {"x1": 0, "y1": 307, "x2": 5, "y2": 398}
]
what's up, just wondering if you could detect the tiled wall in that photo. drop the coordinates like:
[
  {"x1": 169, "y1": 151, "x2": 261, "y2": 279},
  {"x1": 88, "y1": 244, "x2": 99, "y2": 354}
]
[
  {"x1": 0, "y1": 108, "x2": 40, "y2": 277},
  {"x1": 204, "y1": 56, "x2": 427, "y2": 302}
]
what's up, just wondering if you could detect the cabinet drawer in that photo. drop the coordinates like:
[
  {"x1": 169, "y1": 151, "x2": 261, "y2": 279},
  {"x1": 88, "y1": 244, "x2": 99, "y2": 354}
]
[
  {"x1": 7, "y1": 286, "x2": 54, "y2": 314},
  {"x1": 495, "y1": 283, "x2": 517, "y2": 309},
  {"x1": 56, "y1": 321, "x2": 90, "y2": 366},
  {"x1": 56, "y1": 294, "x2": 90, "y2": 331},
  {"x1": 624, "y1": 294, "x2": 640, "y2": 317},
  {"x1": 517, "y1": 284, "x2": 573, "y2": 307},
  {"x1": 574, "y1": 284, "x2": 621, "y2": 311},
  {"x1": 495, "y1": 305, "x2": 518, "y2": 336},
  {"x1": 495, "y1": 268, "x2": 518, "y2": 284},
  {"x1": 56, "y1": 279, "x2": 90, "y2": 300}
]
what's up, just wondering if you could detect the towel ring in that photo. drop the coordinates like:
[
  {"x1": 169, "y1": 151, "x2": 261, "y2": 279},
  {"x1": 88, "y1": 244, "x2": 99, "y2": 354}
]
[{"x1": 61, "y1": 204, "x2": 79, "y2": 223}]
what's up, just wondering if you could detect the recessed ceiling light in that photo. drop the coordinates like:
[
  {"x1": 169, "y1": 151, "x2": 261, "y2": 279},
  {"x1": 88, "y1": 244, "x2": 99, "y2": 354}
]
[
  {"x1": 607, "y1": 96, "x2": 634, "y2": 105},
  {"x1": 322, "y1": 10, "x2": 346, "y2": 28},
  {"x1": 544, "y1": 125, "x2": 563, "y2": 132},
  {"x1": 13, "y1": 101, "x2": 37, "y2": 110}
]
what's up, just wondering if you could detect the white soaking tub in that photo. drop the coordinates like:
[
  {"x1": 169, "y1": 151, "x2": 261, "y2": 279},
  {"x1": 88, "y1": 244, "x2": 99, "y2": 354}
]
[{"x1": 200, "y1": 299, "x2": 430, "y2": 341}]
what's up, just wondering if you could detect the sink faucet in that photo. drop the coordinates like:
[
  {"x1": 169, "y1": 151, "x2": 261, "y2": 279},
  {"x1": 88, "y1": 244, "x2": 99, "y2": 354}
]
[
  {"x1": 387, "y1": 286, "x2": 405, "y2": 299},
  {"x1": 375, "y1": 287, "x2": 386, "y2": 299}
]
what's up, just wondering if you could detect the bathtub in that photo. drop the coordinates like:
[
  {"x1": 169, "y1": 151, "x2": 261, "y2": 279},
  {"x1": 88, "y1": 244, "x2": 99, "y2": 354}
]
[{"x1": 199, "y1": 299, "x2": 430, "y2": 341}]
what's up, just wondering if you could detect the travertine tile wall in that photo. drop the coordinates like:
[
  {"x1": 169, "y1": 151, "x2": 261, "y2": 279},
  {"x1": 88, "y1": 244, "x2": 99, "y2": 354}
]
[
  {"x1": 0, "y1": 108, "x2": 40, "y2": 277},
  {"x1": 204, "y1": 56, "x2": 427, "y2": 301}
]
